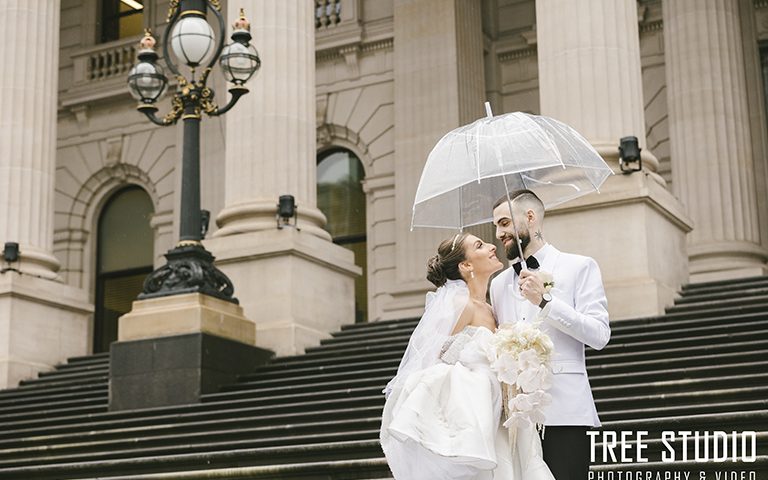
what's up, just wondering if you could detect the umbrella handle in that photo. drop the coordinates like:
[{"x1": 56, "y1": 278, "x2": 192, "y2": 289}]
[{"x1": 484, "y1": 101, "x2": 493, "y2": 118}]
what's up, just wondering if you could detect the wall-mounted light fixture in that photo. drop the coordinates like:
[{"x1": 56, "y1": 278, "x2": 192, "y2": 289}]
[
  {"x1": 1, "y1": 242, "x2": 21, "y2": 274},
  {"x1": 277, "y1": 195, "x2": 297, "y2": 229},
  {"x1": 618, "y1": 136, "x2": 642, "y2": 174},
  {"x1": 3, "y1": 242, "x2": 19, "y2": 263}
]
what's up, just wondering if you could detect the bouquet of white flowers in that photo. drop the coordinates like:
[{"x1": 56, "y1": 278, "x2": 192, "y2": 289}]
[{"x1": 489, "y1": 319, "x2": 554, "y2": 431}]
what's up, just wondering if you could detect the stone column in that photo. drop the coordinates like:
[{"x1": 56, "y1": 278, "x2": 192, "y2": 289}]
[
  {"x1": 535, "y1": 0, "x2": 693, "y2": 319},
  {"x1": 538, "y1": 0, "x2": 658, "y2": 171},
  {"x1": 386, "y1": 0, "x2": 486, "y2": 320},
  {"x1": 215, "y1": 1, "x2": 327, "y2": 240},
  {"x1": 663, "y1": 0, "x2": 768, "y2": 281},
  {"x1": 0, "y1": 0, "x2": 92, "y2": 388},
  {"x1": 205, "y1": 1, "x2": 360, "y2": 355},
  {"x1": 0, "y1": 0, "x2": 62, "y2": 279}
]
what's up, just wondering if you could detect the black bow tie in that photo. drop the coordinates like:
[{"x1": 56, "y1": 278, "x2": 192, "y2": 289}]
[{"x1": 512, "y1": 255, "x2": 540, "y2": 275}]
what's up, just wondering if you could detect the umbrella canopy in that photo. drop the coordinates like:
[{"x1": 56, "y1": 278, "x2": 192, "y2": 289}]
[{"x1": 411, "y1": 111, "x2": 613, "y2": 229}]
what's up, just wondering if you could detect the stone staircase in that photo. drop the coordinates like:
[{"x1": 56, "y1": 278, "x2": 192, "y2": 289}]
[{"x1": 0, "y1": 276, "x2": 767, "y2": 478}]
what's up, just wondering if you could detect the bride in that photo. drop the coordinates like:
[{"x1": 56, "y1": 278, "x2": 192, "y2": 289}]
[{"x1": 380, "y1": 232, "x2": 554, "y2": 480}]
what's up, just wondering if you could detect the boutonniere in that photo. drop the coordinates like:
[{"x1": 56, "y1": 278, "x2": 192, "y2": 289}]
[{"x1": 540, "y1": 271, "x2": 554, "y2": 292}]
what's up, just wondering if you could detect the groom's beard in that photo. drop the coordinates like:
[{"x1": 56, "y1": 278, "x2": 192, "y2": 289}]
[{"x1": 504, "y1": 231, "x2": 531, "y2": 261}]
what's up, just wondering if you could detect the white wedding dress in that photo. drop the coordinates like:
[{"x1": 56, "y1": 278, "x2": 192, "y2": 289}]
[{"x1": 381, "y1": 324, "x2": 554, "y2": 480}]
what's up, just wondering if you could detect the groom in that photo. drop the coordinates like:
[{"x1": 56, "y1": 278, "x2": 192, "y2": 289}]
[{"x1": 490, "y1": 189, "x2": 610, "y2": 480}]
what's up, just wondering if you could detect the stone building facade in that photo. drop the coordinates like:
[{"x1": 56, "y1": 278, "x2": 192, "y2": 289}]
[{"x1": 1, "y1": 0, "x2": 767, "y2": 388}]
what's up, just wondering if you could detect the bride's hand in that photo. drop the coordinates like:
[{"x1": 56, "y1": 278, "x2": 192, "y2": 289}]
[{"x1": 518, "y1": 270, "x2": 545, "y2": 306}]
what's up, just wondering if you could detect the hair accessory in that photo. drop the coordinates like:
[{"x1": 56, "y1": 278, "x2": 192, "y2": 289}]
[{"x1": 450, "y1": 233, "x2": 461, "y2": 251}]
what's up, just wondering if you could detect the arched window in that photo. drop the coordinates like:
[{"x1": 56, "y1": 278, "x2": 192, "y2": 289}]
[
  {"x1": 317, "y1": 149, "x2": 368, "y2": 323},
  {"x1": 94, "y1": 186, "x2": 154, "y2": 352}
]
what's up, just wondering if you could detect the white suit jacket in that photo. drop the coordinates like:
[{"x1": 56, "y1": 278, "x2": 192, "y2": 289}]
[{"x1": 490, "y1": 243, "x2": 610, "y2": 427}]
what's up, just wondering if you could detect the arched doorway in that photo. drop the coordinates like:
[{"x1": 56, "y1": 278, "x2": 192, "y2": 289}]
[
  {"x1": 94, "y1": 186, "x2": 154, "y2": 352},
  {"x1": 317, "y1": 149, "x2": 368, "y2": 323}
]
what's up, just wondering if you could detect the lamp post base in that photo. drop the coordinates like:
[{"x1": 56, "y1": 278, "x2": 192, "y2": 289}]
[{"x1": 140, "y1": 244, "x2": 238, "y2": 304}]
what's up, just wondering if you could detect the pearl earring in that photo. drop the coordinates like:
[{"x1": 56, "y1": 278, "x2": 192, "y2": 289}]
[{"x1": 470, "y1": 271, "x2": 475, "y2": 279}]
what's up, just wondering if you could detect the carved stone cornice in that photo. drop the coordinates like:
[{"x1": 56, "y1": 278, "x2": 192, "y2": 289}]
[{"x1": 316, "y1": 37, "x2": 394, "y2": 64}]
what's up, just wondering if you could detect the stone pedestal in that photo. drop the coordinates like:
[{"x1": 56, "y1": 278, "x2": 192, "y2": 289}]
[
  {"x1": 205, "y1": 228, "x2": 360, "y2": 356},
  {"x1": 0, "y1": 273, "x2": 92, "y2": 388},
  {"x1": 111, "y1": 293, "x2": 272, "y2": 410},
  {"x1": 663, "y1": 0, "x2": 768, "y2": 281},
  {"x1": 545, "y1": 173, "x2": 692, "y2": 320},
  {"x1": 118, "y1": 293, "x2": 256, "y2": 343},
  {"x1": 109, "y1": 333, "x2": 272, "y2": 411}
]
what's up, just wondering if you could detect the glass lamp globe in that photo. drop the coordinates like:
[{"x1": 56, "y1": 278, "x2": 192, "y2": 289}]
[
  {"x1": 219, "y1": 41, "x2": 261, "y2": 85},
  {"x1": 170, "y1": 16, "x2": 215, "y2": 67},
  {"x1": 128, "y1": 61, "x2": 168, "y2": 103}
]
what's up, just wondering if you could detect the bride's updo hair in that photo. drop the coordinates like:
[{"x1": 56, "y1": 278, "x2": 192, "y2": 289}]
[{"x1": 426, "y1": 232, "x2": 470, "y2": 288}]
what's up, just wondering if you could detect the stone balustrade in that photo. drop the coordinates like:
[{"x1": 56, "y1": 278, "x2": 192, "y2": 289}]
[
  {"x1": 316, "y1": 0, "x2": 342, "y2": 29},
  {"x1": 72, "y1": 37, "x2": 138, "y2": 85}
]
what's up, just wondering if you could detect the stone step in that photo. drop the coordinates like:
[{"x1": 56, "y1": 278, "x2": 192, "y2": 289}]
[
  {"x1": 0, "y1": 387, "x2": 107, "y2": 408},
  {"x1": 588, "y1": 348, "x2": 767, "y2": 376},
  {"x1": 317, "y1": 314, "x2": 768, "y2": 351},
  {"x1": 3, "y1": 387, "x2": 384, "y2": 433},
  {"x1": 64, "y1": 352, "x2": 110, "y2": 364},
  {"x1": 220, "y1": 367, "x2": 396, "y2": 392},
  {"x1": 0, "y1": 378, "x2": 107, "y2": 398},
  {"x1": 0, "y1": 441, "x2": 389, "y2": 480},
  {"x1": 239, "y1": 345, "x2": 766, "y2": 388},
  {"x1": 601, "y1": 409, "x2": 768, "y2": 433},
  {"x1": 599, "y1": 398, "x2": 768, "y2": 422},
  {"x1": 589, "y1": 360, "x2": 768, "y2": 388},
  {"x1": 72, "y1": 457, "x2": 391, "y2": 480},
  {"x1": 10, "y1": 371, "x2": 758, "y2": 446},
  {"x1": 299, "y1": 325, "x2": 768, "y2": 361},
  {"x1": 261, "y1": 336, "x2": 768, "y2": 375},
  {"x1": 674, "y1": 285, "x2": 768, "y2": 305},
  {"x1": 54, "y1": 358, "x2": 110, "y2": 371},
  {"x1": 588, "y1": 338, "x2": 768, "y2": 363},
  {"x1": 335, "y1": 307, "x2": 768, "y2": 343},
  {"x1": 0, "y1": 385, "x2": 109, "y2": 415},
  {"x1": 593, "y1": 372, "x2": 768, "y2": 402},
  {"x1": 340, "y1": 317, "x2": 418, "y2": 332},
  {"x1": 0, "y1": 400, "x2": 107, "y2": 424},
  {"x1": 327, "y1": 308, "x2": 766, "y2": 343},
  {"x1": 0, "y1": 396, "x2": 385, "y2": 442},
  {"x1": 240, "y1": 358, "x2": 399, "y2": 382},
  {"x1": 680, "y1": 275, "x2": 768, "y2": 293},
  {"x1": 22, "y1": 368, "x2": 109, "y2": 386},
  {"x1": 0, "y1": 417, "x2": 383, "y2": 466},
  {"x1": 665, "y1": 294, "x2": 768, "y2": 314},
  {"x1": 225, "y1": 356, "x2": 767, "y2": 396},
  {"x1": 596, "y1": 385, "x2": 768, "y2": 411}
]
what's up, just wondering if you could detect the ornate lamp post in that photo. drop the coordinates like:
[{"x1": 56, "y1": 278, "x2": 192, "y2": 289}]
[{"x1": 127, "y1": 0, "x2": 260, "y2": 304}]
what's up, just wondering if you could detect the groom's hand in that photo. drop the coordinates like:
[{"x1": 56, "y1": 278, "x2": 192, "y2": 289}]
[{"x1": 518, "y1": 270, "x2": 545, "y2": 306}]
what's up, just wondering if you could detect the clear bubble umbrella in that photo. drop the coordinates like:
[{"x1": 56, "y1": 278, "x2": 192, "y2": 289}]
[
  {"x1": 411, "y1": 105, "x2": 613, "y2": 268},
  {"x1": 412, "y1": 107, "x2": 612, "y2": 230}
]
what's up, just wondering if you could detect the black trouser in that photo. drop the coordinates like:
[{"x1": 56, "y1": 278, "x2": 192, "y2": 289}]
[{"x1": 541, "y1": 426, "x2": 590, "y2": 480}]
